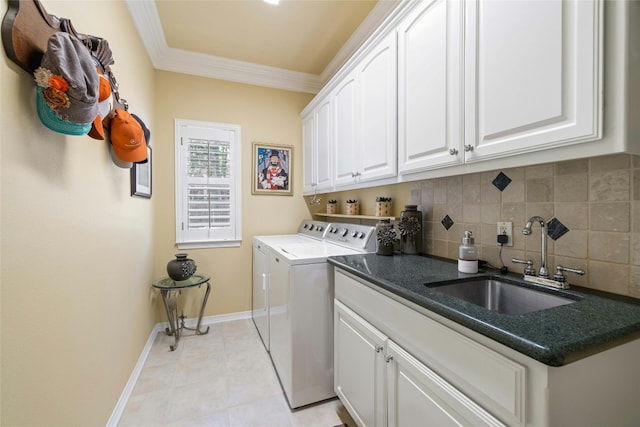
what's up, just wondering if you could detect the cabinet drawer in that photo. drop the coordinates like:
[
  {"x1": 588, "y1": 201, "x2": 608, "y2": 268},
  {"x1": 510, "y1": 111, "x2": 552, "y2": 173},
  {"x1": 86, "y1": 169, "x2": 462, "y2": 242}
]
[{"x1": 336, "y1": 269, "x2": 526, "y2": 426}]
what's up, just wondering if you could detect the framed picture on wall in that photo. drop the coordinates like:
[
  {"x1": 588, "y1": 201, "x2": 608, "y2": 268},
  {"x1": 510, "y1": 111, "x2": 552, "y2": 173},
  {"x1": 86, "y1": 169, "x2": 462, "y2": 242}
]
[
  {"x1": 252, "y1": 143, "x2": 293, "y2": 196},
  {"x1": 130, "y1": 146, "x2": 152, "y2": 198}
]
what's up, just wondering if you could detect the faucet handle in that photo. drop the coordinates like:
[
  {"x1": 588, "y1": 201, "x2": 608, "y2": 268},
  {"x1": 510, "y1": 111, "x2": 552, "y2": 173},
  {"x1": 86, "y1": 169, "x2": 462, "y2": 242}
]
[
  {"x1": 552, "y1": 265, "x2": 585, "y2": 282},
  {"x1": 512, "y1": 258, "x2": 536, "y2": 276}
]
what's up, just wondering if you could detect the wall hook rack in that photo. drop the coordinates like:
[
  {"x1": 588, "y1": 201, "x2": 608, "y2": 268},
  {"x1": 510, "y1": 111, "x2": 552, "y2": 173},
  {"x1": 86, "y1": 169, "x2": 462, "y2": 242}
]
[
  {"x1": 2, "y1": 0, "x2": 129, "y2": 110},
  {"x1": 2, "y1": 0, "x2": 61, "y2": 73}
]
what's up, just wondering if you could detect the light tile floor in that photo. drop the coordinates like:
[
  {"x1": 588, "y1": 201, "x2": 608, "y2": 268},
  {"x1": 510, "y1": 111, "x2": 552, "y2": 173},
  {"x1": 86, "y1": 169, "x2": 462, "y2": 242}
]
[{"x1": 118, "y1": 318, "x2": 349, "y2": 427}]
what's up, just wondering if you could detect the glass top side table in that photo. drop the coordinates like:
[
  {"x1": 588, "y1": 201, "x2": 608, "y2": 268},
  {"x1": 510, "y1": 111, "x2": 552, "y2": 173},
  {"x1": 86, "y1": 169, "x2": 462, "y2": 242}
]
[{"x1": 152, "y1": 273, "x2": 211, "y2": 351}]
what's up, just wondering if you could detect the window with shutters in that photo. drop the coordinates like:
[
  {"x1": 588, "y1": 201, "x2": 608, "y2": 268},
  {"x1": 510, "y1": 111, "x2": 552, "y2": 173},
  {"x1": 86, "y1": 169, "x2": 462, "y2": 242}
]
[{"x1": 175, "y1": 119, "x2": 241, "y2": 248}]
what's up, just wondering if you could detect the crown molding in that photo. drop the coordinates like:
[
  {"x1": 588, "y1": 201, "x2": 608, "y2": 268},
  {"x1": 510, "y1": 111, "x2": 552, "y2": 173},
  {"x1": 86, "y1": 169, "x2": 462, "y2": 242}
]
[{"x1": 125, "y1": 0, "x2": 395, "y2": 94}]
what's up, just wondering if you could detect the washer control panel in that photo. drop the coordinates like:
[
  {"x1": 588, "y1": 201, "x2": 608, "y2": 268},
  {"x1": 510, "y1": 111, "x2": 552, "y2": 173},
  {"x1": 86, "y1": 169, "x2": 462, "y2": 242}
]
[
  {"x1": 325, "y1": 223, "x2": 376, "y2": 251},
  {"x1": 297, "y1": 220, "x2": 329, "y2": 239}
]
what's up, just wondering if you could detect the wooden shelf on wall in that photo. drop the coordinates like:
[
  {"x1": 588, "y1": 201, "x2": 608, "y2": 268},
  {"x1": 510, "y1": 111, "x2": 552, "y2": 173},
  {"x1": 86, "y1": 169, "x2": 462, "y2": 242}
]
[{"x1": 314, "y1": 213, "x2": 396, "y2": 221}]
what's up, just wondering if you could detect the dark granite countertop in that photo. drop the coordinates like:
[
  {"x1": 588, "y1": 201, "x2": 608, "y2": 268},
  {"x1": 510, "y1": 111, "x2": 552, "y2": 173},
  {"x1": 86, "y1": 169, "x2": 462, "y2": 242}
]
[{"x1": 328, "y1": 253, "x2": 640, "y2": 366}]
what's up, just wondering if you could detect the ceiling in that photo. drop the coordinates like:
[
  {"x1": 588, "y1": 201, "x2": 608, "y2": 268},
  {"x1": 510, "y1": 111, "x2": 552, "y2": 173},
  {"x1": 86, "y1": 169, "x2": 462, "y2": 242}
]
[{"x1": 126, "y1": 0, "x2": 399, "y2": 94}]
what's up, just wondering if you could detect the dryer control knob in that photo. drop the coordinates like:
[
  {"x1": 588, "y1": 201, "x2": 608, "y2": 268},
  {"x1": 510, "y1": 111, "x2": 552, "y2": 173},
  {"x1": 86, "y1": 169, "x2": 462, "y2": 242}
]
[{"x1": 340, "y1": 228, "x2": 348, "y2": 237}]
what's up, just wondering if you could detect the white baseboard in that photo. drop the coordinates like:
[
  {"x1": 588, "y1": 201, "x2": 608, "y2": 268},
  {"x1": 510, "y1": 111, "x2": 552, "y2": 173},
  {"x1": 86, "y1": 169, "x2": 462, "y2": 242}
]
[{"x1": 106, "y1": 310, "x2": 252, "y2": 426}]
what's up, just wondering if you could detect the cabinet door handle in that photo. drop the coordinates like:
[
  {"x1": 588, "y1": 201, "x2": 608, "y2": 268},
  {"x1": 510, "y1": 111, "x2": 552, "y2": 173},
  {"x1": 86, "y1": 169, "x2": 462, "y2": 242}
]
[
  {"x1": 375, "y1": 345, "x2": 383, "y2": 353},
  {"x1": 449, "y1": 148, "x2": 459, "y2": 156},
  {"x1": 464, "y1": 144, "x2": 474, "y2": 152},
  {"x1": 385, "y1": 355, "x2": 393, "y2": 363}
]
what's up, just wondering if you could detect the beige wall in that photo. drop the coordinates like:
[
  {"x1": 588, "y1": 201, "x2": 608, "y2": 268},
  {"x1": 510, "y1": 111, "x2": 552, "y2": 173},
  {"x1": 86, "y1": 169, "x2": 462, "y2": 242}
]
[
  {"x1": 153, "y1": 71, "x2": 313, "y2": 319},
  {"x1": 305, "y1": 184, "x2": 413, "y2": 219},
  {"x1": 1, "y1": 1, "x2": 156, "y2": 425}
]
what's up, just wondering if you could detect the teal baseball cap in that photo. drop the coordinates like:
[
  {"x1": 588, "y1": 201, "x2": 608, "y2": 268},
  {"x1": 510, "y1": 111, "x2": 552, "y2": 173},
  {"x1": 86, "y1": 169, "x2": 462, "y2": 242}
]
[{"x1": 33, "y1": 32, "x2": 99, "y2": 135}]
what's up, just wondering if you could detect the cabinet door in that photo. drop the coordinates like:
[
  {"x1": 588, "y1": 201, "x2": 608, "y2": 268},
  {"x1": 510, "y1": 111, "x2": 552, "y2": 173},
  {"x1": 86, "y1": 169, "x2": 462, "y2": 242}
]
[
  {"x1": 333, "y1": 72, "x2": 359, "y2": 187},
  {"x1": 357, "y1": 31, "x2": 398, "y2": 182},
  {"x1": 464, "y1": 0, "x2": 602, "y2": 162},
  {"x1": 397, "y1": 0, "x2": 464, "y2": 174},
  {"x1": 315, "y1": 97, "x2": 333, "y2": 191},
  {"x1": 386, "y1": 340, "x2": 506, "y2": 427},
  {"x1": 302, "y1": 112, "x2": 316, "y2": 194},
  {"x1": 252, "y1": 243, "x2": 269, "y2": 351},
  {"x1": 335, "y1": 300, "x2": 387, "y2": 427}
]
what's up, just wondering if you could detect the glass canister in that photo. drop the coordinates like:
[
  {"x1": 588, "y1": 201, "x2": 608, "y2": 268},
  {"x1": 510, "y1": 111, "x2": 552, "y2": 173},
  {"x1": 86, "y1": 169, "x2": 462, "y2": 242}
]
[
  {"x1": 376, "y1": 219, "x2": 395, "y2": 256},
  {"x1": 399, "y1": 205, "x2": 422, "y2": 255}
]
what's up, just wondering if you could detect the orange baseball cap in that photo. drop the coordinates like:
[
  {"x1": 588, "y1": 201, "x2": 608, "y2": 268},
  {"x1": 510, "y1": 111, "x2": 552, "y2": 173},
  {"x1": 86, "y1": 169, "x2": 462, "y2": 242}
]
[
  {"x1": 107, "y1": 109, "x2": 147, "y2": 162},
  {"x1": 88, "y1": 72, "x2": 113, "y2": 140}
]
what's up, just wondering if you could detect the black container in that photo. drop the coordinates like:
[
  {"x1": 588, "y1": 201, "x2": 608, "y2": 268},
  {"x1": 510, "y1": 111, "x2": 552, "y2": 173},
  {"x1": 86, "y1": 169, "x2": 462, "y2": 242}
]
[
  {"x1": 399, "y1": 205, "x2": 422, "y2": 255},
  {"x1": 167, "y1": 253, "x2": 197, "y2": 281}
]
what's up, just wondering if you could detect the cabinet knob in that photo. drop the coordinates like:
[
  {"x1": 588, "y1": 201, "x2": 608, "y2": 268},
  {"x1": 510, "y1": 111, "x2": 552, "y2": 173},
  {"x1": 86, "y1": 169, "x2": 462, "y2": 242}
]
[
  {"x1": 464, "y1": 144, "x2": 474, "y2": 152},
  {"x1": 449, "y1": 148, "x2": 459, "y2": 156},
  {"x1": 385, "y1": 355, "x2": 393, "y2": 363}
]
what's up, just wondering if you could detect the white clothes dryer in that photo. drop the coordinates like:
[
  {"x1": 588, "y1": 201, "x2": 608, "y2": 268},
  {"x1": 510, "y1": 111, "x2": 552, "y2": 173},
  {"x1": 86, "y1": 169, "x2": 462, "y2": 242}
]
[
  {"x1": 266, "y1": 222, "x2": 376, "y2": 408},
  {"x1": 252, "y1": 220, "x2": 329, "y2": 351}
]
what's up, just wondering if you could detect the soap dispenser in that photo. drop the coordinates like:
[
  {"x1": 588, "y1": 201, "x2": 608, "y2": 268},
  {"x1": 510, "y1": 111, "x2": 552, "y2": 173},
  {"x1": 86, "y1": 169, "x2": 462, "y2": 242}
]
[{"x1": 458, "y1": 230, "x2": 478, "y2": 273}]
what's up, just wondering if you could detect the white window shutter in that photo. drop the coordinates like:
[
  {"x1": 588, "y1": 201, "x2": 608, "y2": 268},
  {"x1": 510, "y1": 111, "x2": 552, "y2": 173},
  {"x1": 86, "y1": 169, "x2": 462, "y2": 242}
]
[{"x1": 175, "y1": 120, "x2": 241, "y2": 248}]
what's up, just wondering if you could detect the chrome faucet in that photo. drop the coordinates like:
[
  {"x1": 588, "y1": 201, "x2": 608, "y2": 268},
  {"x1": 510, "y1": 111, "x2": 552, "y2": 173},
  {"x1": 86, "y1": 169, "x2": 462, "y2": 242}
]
[
  {"x1": 512, "y1": 216, "x2": 585, "y2": 290},
  {"x1": 522, "y1": 216, "x2": 548, "y2": 278}
]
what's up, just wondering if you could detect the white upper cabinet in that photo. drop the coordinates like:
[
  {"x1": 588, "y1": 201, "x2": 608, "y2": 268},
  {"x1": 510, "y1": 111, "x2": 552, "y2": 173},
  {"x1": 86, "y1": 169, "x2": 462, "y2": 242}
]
[
  {"x1": 302, "y1": 95, "x2": 333, "y2": 194},
  {"x1": 333, "y1": 31, "x2": 398, "y2": 187},
  {"x1": 464, "y1": 0, "x2": 602, "y2": 162},
  {"x1": 302, "y1": 0, "x2": 638, "y2": 194},
  {"x1": 397, "y1": 0, "x2": 464, "y2": 174},
  {"x1": 302, "y1": 112, "x2": 316, "y2": 194},
  {"x1": 315, "y1": 97, "x2": 333, "y2": 191},
  {"x1": 333, "y1": 72, "x2": 358, "y2": 187},
  {"x1": 357, "y1": 31, "x2": 398, "y2": 182},
  {"x1": 399, "y1": 0, "x2": 601, "y2": 174}
]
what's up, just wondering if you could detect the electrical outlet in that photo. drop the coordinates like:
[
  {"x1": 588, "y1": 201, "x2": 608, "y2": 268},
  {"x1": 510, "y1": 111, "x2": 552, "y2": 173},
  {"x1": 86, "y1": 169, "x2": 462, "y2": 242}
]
[{"x1": 497, "y1": 221, "x2": 513, "y2": 247}]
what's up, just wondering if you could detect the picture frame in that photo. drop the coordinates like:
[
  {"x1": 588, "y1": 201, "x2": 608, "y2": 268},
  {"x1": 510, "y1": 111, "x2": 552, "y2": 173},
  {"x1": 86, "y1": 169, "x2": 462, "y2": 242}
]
[
  {"x1": 130, "y1": 146, "x2": 152, "y2": 198},
  {"x1": 252, "y1": 143, "x2": 293, "y2": 196}
]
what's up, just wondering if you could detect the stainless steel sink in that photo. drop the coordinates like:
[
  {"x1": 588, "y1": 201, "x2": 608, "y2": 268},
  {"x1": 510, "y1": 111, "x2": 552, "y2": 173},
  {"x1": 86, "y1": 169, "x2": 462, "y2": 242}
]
[{"x1": 426, "y1": 278, "x2": 579, "y2": 315}]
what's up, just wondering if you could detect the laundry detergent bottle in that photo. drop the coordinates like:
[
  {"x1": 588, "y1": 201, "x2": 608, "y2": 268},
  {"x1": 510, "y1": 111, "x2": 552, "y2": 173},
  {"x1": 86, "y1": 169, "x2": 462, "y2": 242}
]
[{"x1": 458, "y1": 230, "x2": 478, "y2": 273}]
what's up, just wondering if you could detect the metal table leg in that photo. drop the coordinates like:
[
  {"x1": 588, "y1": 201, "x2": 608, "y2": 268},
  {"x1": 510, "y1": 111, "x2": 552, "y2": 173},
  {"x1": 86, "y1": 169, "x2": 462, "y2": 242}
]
[
  {"x1": 182, "y1": 282, "x2": 211, "y2": 336},
  {"x1": 160, "y1": 282, "x2": 210, "y2": 351},
  {"x1": 160, "y1": 289, "x2": 181, "y2": 351}
]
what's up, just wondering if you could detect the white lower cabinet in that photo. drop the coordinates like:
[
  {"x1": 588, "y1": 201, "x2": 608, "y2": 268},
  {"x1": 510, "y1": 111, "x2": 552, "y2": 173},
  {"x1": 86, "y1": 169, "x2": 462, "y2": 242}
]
[
  {"x1": 386, "y1": 340, "x2": 504, "y2": 427},
  {"x1": 335, "y1": 267, "x2": 640, "y2": 427},
  {"x1": 335, "y1": 300, "x2": 504, "y2": 427},
  {"x1": 335, "y1": 300, "x2": 386, "y2": 427}
]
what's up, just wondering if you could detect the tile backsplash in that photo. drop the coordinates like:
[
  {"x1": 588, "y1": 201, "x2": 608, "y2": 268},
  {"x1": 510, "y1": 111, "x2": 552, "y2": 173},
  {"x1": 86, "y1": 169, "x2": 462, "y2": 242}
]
[{"x1": 411, "y1": 154, "x2": 640, "y2": 298}]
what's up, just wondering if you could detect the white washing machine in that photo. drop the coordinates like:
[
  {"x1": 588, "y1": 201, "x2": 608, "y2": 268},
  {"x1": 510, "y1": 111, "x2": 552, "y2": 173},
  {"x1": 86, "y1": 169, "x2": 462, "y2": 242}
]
[
  {"x1": 266, "y1": 223, "x2": 377, "y2": 408},
  {"x1": 252, "y1": 220, "x2": 328, "y2": 351}
]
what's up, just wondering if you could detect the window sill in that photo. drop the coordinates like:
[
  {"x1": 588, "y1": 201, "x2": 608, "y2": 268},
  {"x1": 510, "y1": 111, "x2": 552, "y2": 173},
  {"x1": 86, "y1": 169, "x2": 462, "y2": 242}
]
[{"x1": 177, "y1": 240, "x2": 242, "y2": 250}]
